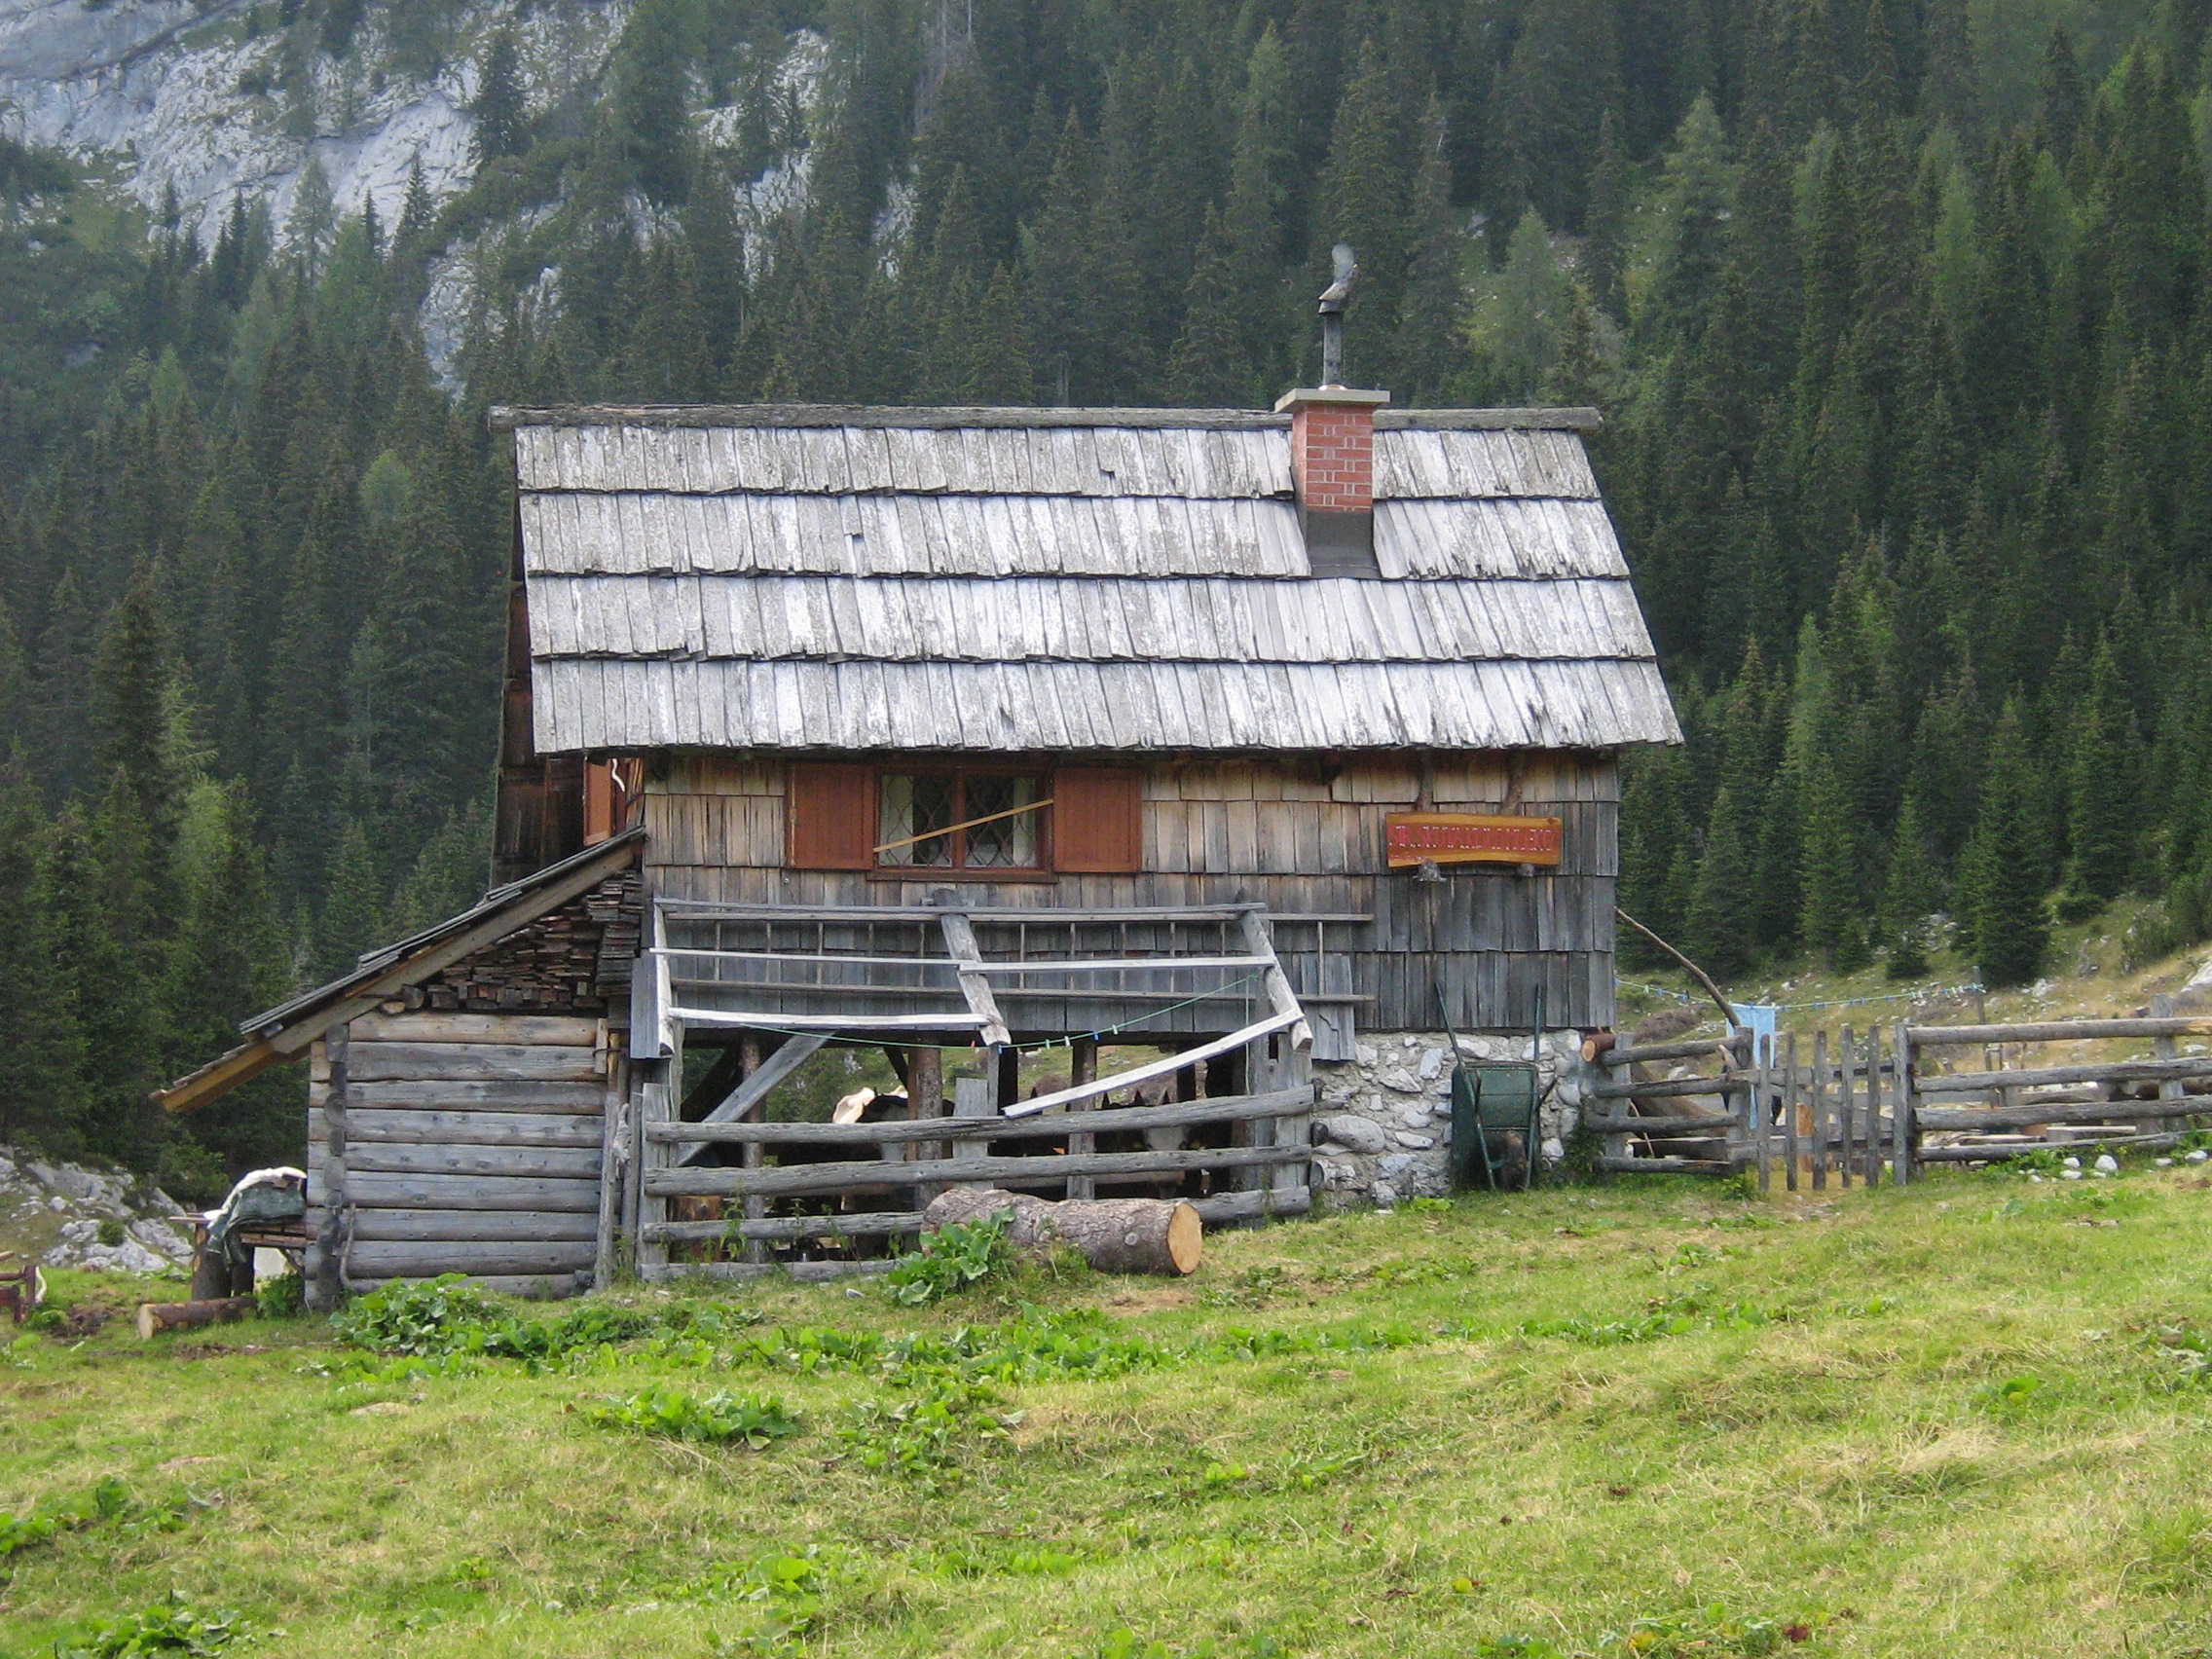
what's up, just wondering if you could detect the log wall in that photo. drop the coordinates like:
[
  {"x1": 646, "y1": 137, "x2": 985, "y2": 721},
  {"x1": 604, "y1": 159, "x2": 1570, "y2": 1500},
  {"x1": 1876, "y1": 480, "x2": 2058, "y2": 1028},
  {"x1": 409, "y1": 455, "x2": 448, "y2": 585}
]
[
  {"x1": 303, "y1": 1011, "x2": 617, "y2": 1299},
  {"x1": 639, "y1": 753, "x2": 1619, "y2": 1032}
]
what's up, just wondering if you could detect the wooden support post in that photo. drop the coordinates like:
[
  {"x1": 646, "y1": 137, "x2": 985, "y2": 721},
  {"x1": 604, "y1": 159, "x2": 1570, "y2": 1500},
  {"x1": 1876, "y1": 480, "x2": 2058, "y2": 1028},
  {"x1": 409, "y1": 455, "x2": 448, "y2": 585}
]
[
  {"x1": 996, "y1": 1045, "x2": 1022, "y2": 1111},
  {"x1": 1810, "y1": 1029, "x2": 1829, "y2": 1191},
  {"x1": 1865, "y1": 1027, "x2": 1885, "y2": 1186},
  {"x1": 1754, "y1": 1035, "x2": 1772, "y2": 1194},
  {"x1": 1065, "y1": 1036, "x2": 1098, "y2": 1200},
  {"x1": 594, "y1": 1032, "x2": 626, "y2": 1287},
  {"x1": 2151, "y1": 993, "x2": 2183, "y2": 1142},
  {"x1": 637, "y1": 1077, "x2": 673, "y2": 1274},
  {"x1": 953, "y1": 1074, "x2": 994, "y2": 1191},
  {"x1": 1783, "y1": 1031, "x2": 1800, "y2": 1192},
  {"x1": 906, "y1": 1044, "x2": 944, "y2": 1224},
  {"x1": 1892, "y1": 1020, "x2": 1914, "y2": 1186},
  {"x1": 1831, "y1": 1026, "x2": 1849, "y2": 1194},
  {"x1": 313, "y1": 1024, "x2": 351, "y2": 1310},
  {"x1": 740, "y1": 1034, "x2": 766, "y2": 1266}
]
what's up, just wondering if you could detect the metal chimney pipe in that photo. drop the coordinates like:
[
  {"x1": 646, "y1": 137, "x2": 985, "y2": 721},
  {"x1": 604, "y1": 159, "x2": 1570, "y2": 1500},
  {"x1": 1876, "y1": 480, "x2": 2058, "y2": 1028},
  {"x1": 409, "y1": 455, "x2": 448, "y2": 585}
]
[{"x1": 1317, "y1": 242, "x2": 1357, "y2": 387}]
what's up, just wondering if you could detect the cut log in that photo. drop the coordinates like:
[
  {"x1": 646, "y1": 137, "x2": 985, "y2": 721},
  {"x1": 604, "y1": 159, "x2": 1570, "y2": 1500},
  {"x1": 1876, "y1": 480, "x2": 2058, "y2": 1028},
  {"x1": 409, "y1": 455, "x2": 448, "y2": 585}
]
[
  {"x1": 921, "y1": 1188, "x2": 1201, "y2": 1276},
  {"x1": 136, "y1": 1296, "x2": 258, "y2": 1340}
]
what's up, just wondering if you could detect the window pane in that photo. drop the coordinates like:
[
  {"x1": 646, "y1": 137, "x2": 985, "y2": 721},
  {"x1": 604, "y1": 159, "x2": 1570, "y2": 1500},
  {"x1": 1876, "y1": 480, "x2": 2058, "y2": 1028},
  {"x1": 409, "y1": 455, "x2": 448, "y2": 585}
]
[
  {"x1": 879, "y1": 774, "x2": 954, "y2": 866},
  {"x1": 965, "y1": 775, "x2": 1040, "y2": 867}
]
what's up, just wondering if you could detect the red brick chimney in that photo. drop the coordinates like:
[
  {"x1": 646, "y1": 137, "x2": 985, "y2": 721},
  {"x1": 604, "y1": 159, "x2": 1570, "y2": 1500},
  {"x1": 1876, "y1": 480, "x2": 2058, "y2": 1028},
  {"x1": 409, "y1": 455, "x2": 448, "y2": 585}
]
[{"x1": 1276, "y1": 387, "x2": 1389, "y2": 574}]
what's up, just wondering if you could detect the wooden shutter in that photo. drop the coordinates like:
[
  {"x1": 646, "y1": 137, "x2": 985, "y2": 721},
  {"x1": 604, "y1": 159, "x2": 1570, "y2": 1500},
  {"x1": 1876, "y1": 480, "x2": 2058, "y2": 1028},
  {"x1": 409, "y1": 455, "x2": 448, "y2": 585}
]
[
  {"x1": 1052, "y1": 768, "x2": 1143, "y2": 872},
  {"x1": 787, "y1": 764, "x2": 876, "y2": 869}
]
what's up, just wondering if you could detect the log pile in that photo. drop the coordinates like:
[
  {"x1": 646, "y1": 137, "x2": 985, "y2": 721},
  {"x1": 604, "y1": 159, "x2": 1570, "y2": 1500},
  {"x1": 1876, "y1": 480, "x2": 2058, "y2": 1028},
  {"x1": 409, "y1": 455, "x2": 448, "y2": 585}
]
[
  {"x1": 923, "y1": 1188, "x2": 1202, "y2": 1276},
  {"x1": 136, "y1": 1296, "x2": 257, "y2": 1340},
  {"x1": 415, "y1": 871, "x2": 642, "y2": 1014}
]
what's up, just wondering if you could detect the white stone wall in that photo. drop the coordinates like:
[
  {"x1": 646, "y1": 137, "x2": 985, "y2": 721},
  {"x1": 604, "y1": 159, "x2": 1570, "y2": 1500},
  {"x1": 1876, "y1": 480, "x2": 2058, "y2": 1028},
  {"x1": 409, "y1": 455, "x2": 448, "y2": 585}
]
[{"x1": 1309, "y1": 1030, "x2": 1589, "y2": 1206}]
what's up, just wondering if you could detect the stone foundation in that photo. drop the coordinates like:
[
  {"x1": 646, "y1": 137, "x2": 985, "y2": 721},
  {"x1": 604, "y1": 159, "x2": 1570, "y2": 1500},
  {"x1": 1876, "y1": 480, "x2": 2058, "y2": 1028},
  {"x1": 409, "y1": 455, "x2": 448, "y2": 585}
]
[{"x1": 1309, "y1": 1029, "x2": 1589, "y2": 1206}]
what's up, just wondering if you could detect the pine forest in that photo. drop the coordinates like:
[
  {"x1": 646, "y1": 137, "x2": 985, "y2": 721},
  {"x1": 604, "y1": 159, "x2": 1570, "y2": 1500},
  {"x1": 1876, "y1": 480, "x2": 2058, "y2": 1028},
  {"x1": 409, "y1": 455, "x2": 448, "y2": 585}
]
[{"x1": 0, "y1": 0, "x2": 2207, "y2": 1191}]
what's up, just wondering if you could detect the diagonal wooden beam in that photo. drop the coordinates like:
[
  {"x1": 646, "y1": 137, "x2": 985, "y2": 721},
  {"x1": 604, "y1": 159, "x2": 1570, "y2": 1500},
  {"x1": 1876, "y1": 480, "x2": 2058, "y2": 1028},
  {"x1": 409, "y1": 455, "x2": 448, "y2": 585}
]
[
  {"x1": 673, "y1": 1033, "x2": 829, "y2": 1166},
  {"x1": 934, "y1": 907, "x2": 1012, "y2": 1047}
]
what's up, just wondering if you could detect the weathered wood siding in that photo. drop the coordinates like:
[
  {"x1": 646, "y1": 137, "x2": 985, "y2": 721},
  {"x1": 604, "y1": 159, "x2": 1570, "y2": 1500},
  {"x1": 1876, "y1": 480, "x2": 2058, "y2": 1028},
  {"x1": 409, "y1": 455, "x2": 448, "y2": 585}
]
[
  {"x1": 639, "y1": 753, "x2": 1618, "y2": 1032},
  {"x1": 303, "y1": 1012, "x2": 617, "y2": 1296}
]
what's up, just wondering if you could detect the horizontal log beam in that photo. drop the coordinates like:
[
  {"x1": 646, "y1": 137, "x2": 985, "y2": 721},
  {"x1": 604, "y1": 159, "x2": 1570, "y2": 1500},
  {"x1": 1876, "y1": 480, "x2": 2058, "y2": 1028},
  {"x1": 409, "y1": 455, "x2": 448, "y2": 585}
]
[
  {"x1": 345, "y1": 1240, "x2": 597, "y2": 1276},
  {"x1": 1007, "y1": 1010, "x2": 1303, "y2": 1118},
  {"x1": 343, "y1": 1081, "x2": 607, "y2": 1112},
  {"x1": 347, "y1": 1014, "x2": 605, "y2": 1046},
  {"x1": 1582, "y1": 1115, "x2": 1741, "y2": 1135},
  {"x1": 1589, "y1": 1075, "x2": 1742, "y2": 1101},
  {"x1": 1598, "y1": 1038, "x2": 1730, "y2": 1065},
  {"x1": 346, "y1": 1143, "x2": 604, "y2": 1181},
  {"x1": 1918, "y1": 1097, "x2": 2209, "y2": 1131},
  {"x1": 646, "y1": 1086, "x2": 1314, "y2": 1147},
  {"x1": 343, "y1": 1173, "x2": 601, "y2": 1212},
  {"x1": 346, "y1": 1044, "x2": 602, "y2": 1084},
  {"x1": 1907, "y1": 1017, "x2": 2212, "y2": 1047},
  {"x1": 645, "y1": 1142, "x2": 1310, "y2": 1200},
  {"x1": 349, "y1": 1209, "x2": 601, "y2": 1243},
  {"x1": 638, "y1": 1259, "x2": 900, "y2": 1283},
  {"x1": 1917, "y1": 1057, "x2": 2212, "y2": 1094},
  {"x1": 337, "y1": 1110, "x2": 604, "y2": 1149},
  {"x1": 668, "y1": 1006, "x2": 986, "y2": 1032},
  {"x1": 643, "y1": 1211, "x2": 927, "y2": 1244},
  {"x1": 1593, "y1": 1156, "x2": 1734, "y2": 1174},
  {"x1": 341, "y1": 1272, "x2": 586, "y2": 1298}
]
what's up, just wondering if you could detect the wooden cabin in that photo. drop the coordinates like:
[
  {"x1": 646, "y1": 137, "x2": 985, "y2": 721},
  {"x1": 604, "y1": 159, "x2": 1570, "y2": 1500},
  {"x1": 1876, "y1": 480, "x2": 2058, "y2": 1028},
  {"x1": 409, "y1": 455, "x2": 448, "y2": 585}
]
[{"x1": 159, "y1": 388, "x2": 1677, "y2": 1303}]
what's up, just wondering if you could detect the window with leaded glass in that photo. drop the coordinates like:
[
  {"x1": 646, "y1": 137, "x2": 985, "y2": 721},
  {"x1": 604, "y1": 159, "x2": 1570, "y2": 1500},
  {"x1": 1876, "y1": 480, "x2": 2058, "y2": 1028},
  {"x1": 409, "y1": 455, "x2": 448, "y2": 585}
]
[{"x1": 876, "y1": 772, "x2": 1043, "y2": 869}]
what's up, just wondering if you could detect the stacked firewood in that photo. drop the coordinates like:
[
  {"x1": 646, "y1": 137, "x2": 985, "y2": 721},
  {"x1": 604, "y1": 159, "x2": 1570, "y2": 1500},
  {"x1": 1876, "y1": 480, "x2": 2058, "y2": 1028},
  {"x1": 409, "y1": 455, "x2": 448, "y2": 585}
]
[{"x1": 419, "y1": 871, "x2": 643, "y2": 1014}]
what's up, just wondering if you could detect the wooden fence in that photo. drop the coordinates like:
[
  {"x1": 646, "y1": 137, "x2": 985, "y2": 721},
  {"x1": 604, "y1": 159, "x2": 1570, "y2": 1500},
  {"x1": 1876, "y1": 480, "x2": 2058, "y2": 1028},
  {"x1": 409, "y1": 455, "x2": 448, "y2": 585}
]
[{"x1": 1593, "y1": 994, "x2": 2212, "y2": 1185}]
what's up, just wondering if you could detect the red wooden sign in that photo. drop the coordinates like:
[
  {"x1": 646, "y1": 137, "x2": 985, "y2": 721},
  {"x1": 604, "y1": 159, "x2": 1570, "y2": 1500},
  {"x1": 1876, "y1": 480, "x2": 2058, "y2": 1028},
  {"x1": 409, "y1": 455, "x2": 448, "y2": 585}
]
[{"x1": 1385, "y1": 812, "x2": 1563, "y2": 868}]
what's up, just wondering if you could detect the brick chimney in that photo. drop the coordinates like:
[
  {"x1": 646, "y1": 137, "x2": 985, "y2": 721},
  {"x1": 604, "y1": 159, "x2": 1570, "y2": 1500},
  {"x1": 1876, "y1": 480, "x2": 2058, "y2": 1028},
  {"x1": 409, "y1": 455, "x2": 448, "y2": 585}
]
[{"x1": 1276, "y1": 386, "x2": 1390, "y2": 575}]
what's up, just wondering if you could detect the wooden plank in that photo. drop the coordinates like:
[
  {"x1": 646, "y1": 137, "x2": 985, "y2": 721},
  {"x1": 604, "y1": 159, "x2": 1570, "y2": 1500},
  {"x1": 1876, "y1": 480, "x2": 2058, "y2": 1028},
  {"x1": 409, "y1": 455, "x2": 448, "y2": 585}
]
[
  {"x1": 1915, "y1": 1057, "x2": 2212, "y2": 1093},
  {"x1": 351, "y1": 1210, "x2": 601, "y2": 1242},
  {"x1": 316, "y1": 1026, "x2": 351, "y2": 1310},
  {"x1": 1583, "y1": 1114, "x2": 1750, "y2": 1136},
  {"x1": 347, "y1": 1044, "x2": 603, "y2": 1083},
  {"x1": 1193, "y1": 1187, "x2": 1312, "y2": 1223},
  {"x1": 342, "y1": 1111, "x2": 604, "y2": 1148},
  {"x1": 346, "y1": 1144, "x2": 606, "y2": 1180},
  {"x1": 1837, "y1": 1025, "x2": 1855, "y2": 1190},
  {"x1": 1906, "y1": 1017, "x2": 2212, "y2": 1047},
  {"x1": 970, "y1": 954, "x2": 1271, "y2": 974},
  {"x1": 1915, "y1": 1097, "x2": 2209, "y2": 1131},
  {"x1": 347, "y1": 1014, "x2": 605, "y2": 1046},
  {"x1": 638, "y1": 1075, "x2": 673, "y2": 1272},
  {"x1": 1753, "y1": 1036, "x2": 1771, "y2": 1193},
  {"x1": 673, "y1": 1031, "x2": 829, "y2": 1167},
  {"x1": 1810, "y1": 1029, "x2": 1828, "y2": 1191},
  {"x1": 668, "y1": 1007, "x2": 985, "y2": 1032},
  {"x1": 934, "y1": 908, "x2": 1013, "y2": 1048},
  {"x1": 1238, "y1": 908, "x2": 1314, "y2": 1051},
  {"x1": 346, "y1": 1081, "x2": 607, "y2": 1112},
  {"x1": 1588, "y1": 1075, "x2": 1737, "y2": 1101},
  {"x1": 1593, "y1": 1156, "x2": 1732, "y2": 1174},
  {"x1": 1596, "y1": 1038, "x2": 1730, "y2": 1065},
  {"x1": 346, "y1": 1240, "x2": 596, "y2": 1276},
  {"x1": 645, "y1": 1141, "x2": 1313, "y2": 1199},
  {"x1": 1782, "y1": 1031, "x2": 1799, "y2": 1191},
  {"x1": 1005, "y1": 1010, "x2": 1302, "y2": 1118},
  {"x1": 345, "y1": 1173, "x2": 602, "y2": 1211},
  {"x1": 648, "y1": 1086, "x2": 1314, "y2": 1146},
  {"x1": 1892, "y1": 1020, "x2": 1913, "y2": 1186},
  {"x1": 645, "y1": 1210, "x2": 925, "y2": 1243}
]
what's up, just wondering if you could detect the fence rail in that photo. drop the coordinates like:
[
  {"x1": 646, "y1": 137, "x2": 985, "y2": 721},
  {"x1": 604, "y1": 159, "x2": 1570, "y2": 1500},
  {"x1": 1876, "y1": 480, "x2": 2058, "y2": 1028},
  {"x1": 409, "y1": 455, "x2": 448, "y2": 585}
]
[{"x1": 1592, "y1": 994, "x2": 2212, "y2": 1184}]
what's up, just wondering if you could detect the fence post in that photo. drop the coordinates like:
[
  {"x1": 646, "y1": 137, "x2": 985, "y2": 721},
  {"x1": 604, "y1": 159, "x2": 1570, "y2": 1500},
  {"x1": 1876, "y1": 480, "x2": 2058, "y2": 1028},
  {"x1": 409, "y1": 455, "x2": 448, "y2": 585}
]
[
  {"x1": 1753, "y1": 1035, "x2": 1772, "y2": 1193},
  {"x1": 1604, "y1": 1044, "x2": 1632, "y2": 1169},
  {"x1": 1811, "y1": 1029, "x2": 1829, "y2": 1191},
  {"x1": 1783, "y1": 1030, "x2": 1800, "y2": 1192},
  {"x1": 1892, "y1": 1018, "x2": 1915, "y2": 1185},
  {"x1": 1725, "y1": 1024, "x2": 1752, "y2": 1178},
  {"x1": 2151, "y1": 993, "x2": 2181, "y2": 1143}
]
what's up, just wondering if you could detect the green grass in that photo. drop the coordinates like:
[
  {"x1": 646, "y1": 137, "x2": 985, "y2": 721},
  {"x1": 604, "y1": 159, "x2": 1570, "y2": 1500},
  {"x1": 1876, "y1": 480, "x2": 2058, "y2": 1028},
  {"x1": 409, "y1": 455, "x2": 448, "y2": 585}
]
[{"x1": 8, "y1": 1168, "x2": 2212, "y2": 1657}]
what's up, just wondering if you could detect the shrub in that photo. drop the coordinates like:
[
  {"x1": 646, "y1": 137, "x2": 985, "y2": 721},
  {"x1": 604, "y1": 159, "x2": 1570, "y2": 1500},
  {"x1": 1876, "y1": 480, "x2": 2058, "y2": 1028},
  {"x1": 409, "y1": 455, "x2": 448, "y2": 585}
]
[
  {"x1": 256, "y1": 1271, "x2": 305, "y2": 1319},
  {"x1": 51, "y1": 1591, "x2": 244, "y2": 1657},
  {"x1": 332, "y1": 1273, "x2": 498, "y2": 1355},
  {"x1": 581, "y1": 1386, "x2": 802, "y2": 1448},
  {"x1": 883, "y1": 1213, "x2": 1015, "y2": 1306}
]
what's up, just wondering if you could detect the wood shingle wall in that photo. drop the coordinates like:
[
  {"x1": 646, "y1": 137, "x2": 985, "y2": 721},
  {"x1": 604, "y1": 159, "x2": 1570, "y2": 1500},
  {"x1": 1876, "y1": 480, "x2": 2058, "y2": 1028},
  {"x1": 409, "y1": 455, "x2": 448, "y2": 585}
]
[{"x1": 639, "y1": 753, "x2": 1618, "y2": 1033}]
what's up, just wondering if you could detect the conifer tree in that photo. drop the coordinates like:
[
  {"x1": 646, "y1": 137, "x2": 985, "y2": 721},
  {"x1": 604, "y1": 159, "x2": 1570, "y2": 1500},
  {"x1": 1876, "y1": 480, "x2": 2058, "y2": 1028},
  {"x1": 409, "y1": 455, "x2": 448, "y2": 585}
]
[
  {"x1": 1961, "y1": 700, "x2": 2050, "y2": 988},
  {"x1": 1880, "y1": 794, "x2": 1939, "y2": 980},
  {"x1": 472, "y1": 30, "x2": 530, "y2": 166},
  {"x1": 1582, "y1": 109, "x2": 1629, "y2": 323},
  {"x1": 0, "y1": 759, "x2": 86, "y2": 1152},
  {"x1": 617, "y1": 0, "x2": 694, "y2": 204},
  {"x1": 2058, "y1": 634, "x2": 2138, "y2": 917},
  {"x1": 1798, "y1": 756, "x2": 1867, "y2": 970}
]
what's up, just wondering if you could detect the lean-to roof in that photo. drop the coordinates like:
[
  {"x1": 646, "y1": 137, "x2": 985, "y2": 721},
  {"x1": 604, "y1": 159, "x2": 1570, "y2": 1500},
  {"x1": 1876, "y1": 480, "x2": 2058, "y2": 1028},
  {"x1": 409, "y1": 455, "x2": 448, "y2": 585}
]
[{"x1": 494, "y1": 404, "x2": 1680, "y2": 754}]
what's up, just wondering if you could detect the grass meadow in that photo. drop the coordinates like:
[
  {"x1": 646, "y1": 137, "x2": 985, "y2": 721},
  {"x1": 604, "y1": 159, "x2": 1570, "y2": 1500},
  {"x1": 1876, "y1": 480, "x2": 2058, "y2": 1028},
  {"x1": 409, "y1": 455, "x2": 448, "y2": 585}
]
[{"x1": 7, "y1": 1167, "x2": 2212, "y2": 1657}]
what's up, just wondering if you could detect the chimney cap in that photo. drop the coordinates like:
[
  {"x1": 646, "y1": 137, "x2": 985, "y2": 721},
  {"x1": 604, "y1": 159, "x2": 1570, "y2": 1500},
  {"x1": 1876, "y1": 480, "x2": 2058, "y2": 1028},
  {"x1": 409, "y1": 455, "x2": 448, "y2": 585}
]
[{"x1": 1274, "y1": 387, "x2": 1391, "y2": 414}]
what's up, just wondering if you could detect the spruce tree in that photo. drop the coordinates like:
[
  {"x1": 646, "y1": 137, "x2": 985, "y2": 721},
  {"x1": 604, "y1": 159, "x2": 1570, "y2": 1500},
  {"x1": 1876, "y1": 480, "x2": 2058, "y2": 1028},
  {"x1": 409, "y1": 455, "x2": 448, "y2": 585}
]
[
  {"x1": 1880, "y1": 794, "x2": 1939, "y2": 980},
  {"x1": 2058, "y1": 634, "x2": 2138, "y2": 917},
  {"x1": 0, "y1": 759, "x2": 86, "y2": 1152},
  {"x1": 471, "y1": 29, "x2": 530, "y2": 166},
  {"x1": 1798, "y1": 757, "x2": 1867, "y2": 971},
  {"x1": 1961, "y1": 700, "x2": 2051, "y2": 988}
]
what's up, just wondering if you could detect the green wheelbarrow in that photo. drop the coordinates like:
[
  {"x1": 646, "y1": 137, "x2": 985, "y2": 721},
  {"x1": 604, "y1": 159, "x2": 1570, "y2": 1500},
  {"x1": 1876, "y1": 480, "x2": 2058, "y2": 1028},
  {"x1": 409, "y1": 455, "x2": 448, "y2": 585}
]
[{"x1": 1439, "y1": 983, "x2": 1545, "y2": 1193}]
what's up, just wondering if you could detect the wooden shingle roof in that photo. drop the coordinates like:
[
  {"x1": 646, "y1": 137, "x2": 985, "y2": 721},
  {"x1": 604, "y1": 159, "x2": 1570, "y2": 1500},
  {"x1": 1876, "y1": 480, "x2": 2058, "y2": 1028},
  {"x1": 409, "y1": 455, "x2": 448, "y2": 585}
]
[{"x1": 493, "y1": 404, "x2": 1679, "y2": 754}]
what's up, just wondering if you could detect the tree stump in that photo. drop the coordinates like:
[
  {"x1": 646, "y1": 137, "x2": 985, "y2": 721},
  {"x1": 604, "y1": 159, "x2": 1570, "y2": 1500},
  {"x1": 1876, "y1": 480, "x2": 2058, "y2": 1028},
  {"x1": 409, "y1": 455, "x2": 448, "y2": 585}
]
[{"x1": 921, "y1": 1188, "x2": 1202, "y2": 1276}]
